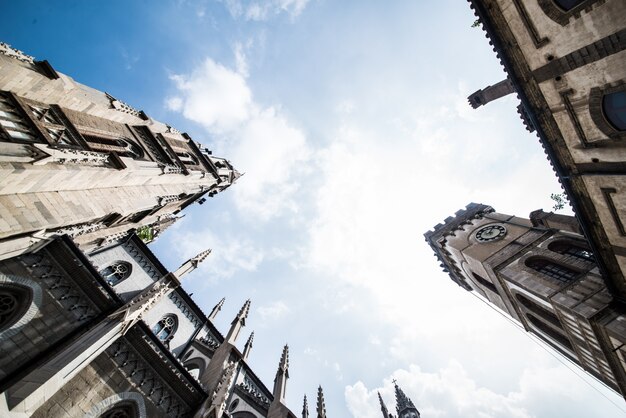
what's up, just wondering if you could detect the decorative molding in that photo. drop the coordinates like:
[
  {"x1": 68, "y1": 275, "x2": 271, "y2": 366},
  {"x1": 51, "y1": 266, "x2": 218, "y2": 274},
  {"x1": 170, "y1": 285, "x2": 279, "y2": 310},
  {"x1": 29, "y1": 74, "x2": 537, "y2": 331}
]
[
  {"x1": 107, "y1": 340, "x2": 188, "y2": 417},
  {"x1": 19, "y1": 252, "x2": 99, "y2": 322},
  {"x1": 47, "y1": 221, "x2": 106, "y2": 239},
  {"x1": 165, "y1": 125, "x2": 181, "y2": 135},
  {"x1": 238, "y1": 374, "x2": 271, "y2": 409},
  {"x1": 198, "y1": 330, "x2": 220, "y2": 351},
  {"x1": 122, "y1": 241, "x2": 161, "y2": 280},
  {"x1": 83, "y1": 392, "x2": 147, "y2": 418},
  {"x1": 0, "y1": 42, "x2": 35, "y2": 64},
  {"x1": 0, "y1": 273, "x2": 43, "y2": 340},
  {"x1": 168, "y1": 292, "x2": 202, "y2": 328},
  {"x1": 31, "y1": 144, "x2": 110, "y2": 166},
  {"x1": 105, "y1": 93, "x2": 148, "y2": 121}
]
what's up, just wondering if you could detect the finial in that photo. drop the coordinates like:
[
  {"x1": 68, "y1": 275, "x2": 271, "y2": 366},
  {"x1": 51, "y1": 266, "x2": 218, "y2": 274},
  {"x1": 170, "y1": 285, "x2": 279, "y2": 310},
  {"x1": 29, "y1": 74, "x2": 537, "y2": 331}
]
[
  {"x1": 173, "y1": 248, "x2": 212, "y2": 279},
  {"x1": 378, "y1": 391, "x2": 390, "y2": 418},
  {"x1": 303, "y1": 394, "x2": 309, "y2": 418},
  {"x1": 232, "y1": 299, "x2": 251, "y2": 325},
  {"x1": 279, "y1": 344, "x2": 289, "y2": 372},
  {"x1": 208, "y1": 297, "x2": 225, "y2": 321},
  {"x1": 243, "y1": 331, "x2": 254, "y2": 360},
  {"x1": 226, "y1": 299, "x2": 251, "y2": 343},
  {"x1": 316, "y1": 386, "x2": 327, "y2": 418}
]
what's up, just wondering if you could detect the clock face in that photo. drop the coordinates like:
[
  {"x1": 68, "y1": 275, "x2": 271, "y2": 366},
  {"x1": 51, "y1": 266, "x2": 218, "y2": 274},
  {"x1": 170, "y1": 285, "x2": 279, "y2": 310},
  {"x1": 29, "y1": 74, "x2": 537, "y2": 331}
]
[{"x1": 475, "y1": 225, "x2": 507, "y2": 242}]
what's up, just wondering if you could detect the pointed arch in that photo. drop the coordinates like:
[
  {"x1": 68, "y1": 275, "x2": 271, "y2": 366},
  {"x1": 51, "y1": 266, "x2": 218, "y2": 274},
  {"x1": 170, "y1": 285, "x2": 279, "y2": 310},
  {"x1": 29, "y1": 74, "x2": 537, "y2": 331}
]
[
  {"x1": 83, "y1": 392, "x2": 147, "y2": 418},
  {"x1": 100, "y1": 261, "x2": 133, "y2": 286},
  {"x1": 0, "y1": 273, "x2": 42, "y2": 339},
  {"x1": 152, "y1": 313, "x2": 178, "y2": 346}
]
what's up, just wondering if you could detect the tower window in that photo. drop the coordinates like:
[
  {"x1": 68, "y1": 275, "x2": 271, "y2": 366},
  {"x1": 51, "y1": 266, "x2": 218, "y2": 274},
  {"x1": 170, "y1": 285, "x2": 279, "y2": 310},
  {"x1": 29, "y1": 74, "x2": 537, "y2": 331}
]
[
  {"x1": 153, "y1": 314, "x2": 178, "y2": 345},
  {"x1": 515, "y1": 293, "x2": 561, "y2": 328},
  {"x1": 525, "y1": 257, "x2": 579, "y2": 283},
  {"x1": 527, "y1": 314, "x2": 573, "y2": 351},
  {"x1": 100, "y1": 261, "x2": 132, "y2": 286},
  {"x1": 548, "y1": 240, "x2": 594, "y2": 263},
  {"x1": 602, "y1": 90, "x2": 626, "y2": 131}
]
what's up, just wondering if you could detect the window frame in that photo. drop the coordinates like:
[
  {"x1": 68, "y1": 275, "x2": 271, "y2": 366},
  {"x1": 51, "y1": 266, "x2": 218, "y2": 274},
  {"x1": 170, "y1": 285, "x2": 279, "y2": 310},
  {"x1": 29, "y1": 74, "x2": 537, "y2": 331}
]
[
  {"x1": 537, "y1": 0, "x2": 604, "y2": 26},
  {"x1": 589, "y1": 82, "x2": 626, "y2": 140}
]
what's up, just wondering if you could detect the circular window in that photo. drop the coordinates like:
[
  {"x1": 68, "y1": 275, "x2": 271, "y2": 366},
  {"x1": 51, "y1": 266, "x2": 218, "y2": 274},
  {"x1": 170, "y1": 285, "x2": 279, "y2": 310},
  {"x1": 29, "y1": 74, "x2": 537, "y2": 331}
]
[
  {"x1": 475, "y1": 225, "x2": 507, "y2": 242},
  {"x1": 229, "y1": 398, "x2": 239, "y2": 412}
]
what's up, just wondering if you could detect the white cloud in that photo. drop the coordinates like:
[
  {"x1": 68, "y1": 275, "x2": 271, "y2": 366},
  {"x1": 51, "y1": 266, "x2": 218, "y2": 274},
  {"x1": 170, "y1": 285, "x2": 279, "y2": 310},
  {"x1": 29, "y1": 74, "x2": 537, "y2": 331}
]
[
  {"x1": 167, "y1": 55, "x2": 311, "y2": 220},
  {"x1": 166, "y1": 224, "x2": 264, "y2": 282},
  {"x1": 257, "y1": 300, "x2": 290, "y2": 321},
  {"x1": 165, "y1": 96, "x2": 183, "y2": 111},
  {"x1": 169, "y1": 58, "x2": 252, "y2": 132},
  {"x1": 223, "y1": 0, "x2": 311, "y2": 21},
  {"x1": 345, "y1": 362, "x2": 622, "y2": 418}
]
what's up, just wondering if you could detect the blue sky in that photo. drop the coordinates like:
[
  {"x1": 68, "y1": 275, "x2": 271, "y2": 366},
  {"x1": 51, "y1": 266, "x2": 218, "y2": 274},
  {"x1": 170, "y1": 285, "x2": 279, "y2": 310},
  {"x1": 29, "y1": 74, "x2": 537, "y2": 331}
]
[{"x1": 2, "y1": 1, "x2": 625, "y2": 416}]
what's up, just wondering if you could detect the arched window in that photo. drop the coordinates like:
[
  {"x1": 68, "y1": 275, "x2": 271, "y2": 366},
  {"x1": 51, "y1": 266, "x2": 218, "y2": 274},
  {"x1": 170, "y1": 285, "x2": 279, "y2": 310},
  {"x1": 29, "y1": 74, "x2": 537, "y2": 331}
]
[
  {"x1": 0, "y1": 285, "x2": 32, "y2": 332},
  {"x1": 152, "y1": 314, "x2": 178, "y2": 345},
  {"x1": 516, "y1": 293, "x2": 561, "y2": 328},
  {"x1": 100, "y1": 261, "x2": 132, "y2": 286},
  {"x1": 527, "y1": 314, "x2": 573, "y2": 351},
  {"x1": 471, "y1": 272, "x2": 498, "y2": 294},
  {"x1": 602, "y1": 90, "x2": 626, "y2": 131},
  {"x1": 548, "y1": 240, "x2": 594, "y2": 263},
  {"x1": 100, "y1": 402, "x2": 138, "y2": 418},
  {"x1": 525, "y1": 257, "x2": 578, "y2": 283}
]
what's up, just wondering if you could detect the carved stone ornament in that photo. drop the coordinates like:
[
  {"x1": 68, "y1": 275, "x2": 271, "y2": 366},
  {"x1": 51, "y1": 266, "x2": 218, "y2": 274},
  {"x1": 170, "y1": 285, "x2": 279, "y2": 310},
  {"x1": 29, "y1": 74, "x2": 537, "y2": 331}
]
[
  {"x1": 238, "y1": 375, "x2": 271, "y2": 408},
  {"x1": 113, "y1": 275, "x2": 179, "y2": 335},
  {"x1": 46, "y1": 221, "x2": 106, "y2": 239},
  {"x1": 105, "y1": 93, "x2": 148, "y2": 120},
  {"x1": 0, "y1": 42, "x2": 35, "y2": 64},
  {"x1": 31, "y1": 144, "x2": 110, "y2": 166}
]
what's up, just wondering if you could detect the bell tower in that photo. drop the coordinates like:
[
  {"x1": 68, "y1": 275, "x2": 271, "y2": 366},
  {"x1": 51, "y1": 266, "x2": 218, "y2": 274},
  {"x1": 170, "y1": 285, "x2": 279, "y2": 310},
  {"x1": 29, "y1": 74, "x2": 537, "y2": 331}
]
[{"x1": 425, "y1": 203, "x2": 626, "y2": 398}]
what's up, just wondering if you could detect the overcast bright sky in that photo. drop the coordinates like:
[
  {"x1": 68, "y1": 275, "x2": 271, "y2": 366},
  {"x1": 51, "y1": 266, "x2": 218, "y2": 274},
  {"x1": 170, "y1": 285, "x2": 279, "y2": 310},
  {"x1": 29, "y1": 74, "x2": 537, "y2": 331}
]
[{"x1": 2, "y1": 1, "x2": 626, "y2": 417}]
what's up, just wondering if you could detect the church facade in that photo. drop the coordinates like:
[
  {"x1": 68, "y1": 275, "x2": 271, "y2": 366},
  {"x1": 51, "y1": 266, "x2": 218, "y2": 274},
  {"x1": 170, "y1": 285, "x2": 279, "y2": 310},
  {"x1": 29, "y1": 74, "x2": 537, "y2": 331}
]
[
  {"x1": 0, "y1": 41, "x2": 239, "y2": 262},
  {"x1": 425, "y1": 203, "x2": 626, "y2": 398},
  {"x1": 0, "y1": 42, "x2": 306, "y2": 418},
  {"x1": 465, "y1": 0, "x2": 626, "y2": 300}
]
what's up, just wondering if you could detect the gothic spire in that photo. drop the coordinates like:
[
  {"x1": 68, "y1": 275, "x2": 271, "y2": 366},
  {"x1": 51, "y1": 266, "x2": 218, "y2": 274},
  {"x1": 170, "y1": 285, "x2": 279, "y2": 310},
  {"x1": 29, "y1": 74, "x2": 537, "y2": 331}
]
[
  {"x1": 316, "y1": 386, "x2": 327, "y2": 418},
  {"x1": 302, "y1": 395, "x2": 309, "y2": 418},
  {"x1": 225, "y1": 299, "x2": 250, "y2": 343},
  {"x1": 272, "y1": 344, "x2": 289, "y2": 402},
  {"x1": 208, "y1": 297, "x2": 225, "y2": 321},
  {"x1": 242, "y1": 331, "x2": 254, "y2": 361},
  {"x1": 173, "y1": 248, "x2": 211, "y2": 279},
  {"x1": 394, "y1": 381, "x2": 420, "y2": 418},
  {"x1": 378, "y1": 391, "x2": 390, "y2": 418}
]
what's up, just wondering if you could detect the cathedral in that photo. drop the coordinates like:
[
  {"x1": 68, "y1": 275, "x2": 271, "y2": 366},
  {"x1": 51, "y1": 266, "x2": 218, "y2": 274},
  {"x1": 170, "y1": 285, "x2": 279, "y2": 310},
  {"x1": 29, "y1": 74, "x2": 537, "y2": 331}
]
[
  {"x1": 0, "y1": 42, "x2": 319, "y2": 417},
  {"x1": 425, "y1": 203, "x2": 626, "y2": 398}
]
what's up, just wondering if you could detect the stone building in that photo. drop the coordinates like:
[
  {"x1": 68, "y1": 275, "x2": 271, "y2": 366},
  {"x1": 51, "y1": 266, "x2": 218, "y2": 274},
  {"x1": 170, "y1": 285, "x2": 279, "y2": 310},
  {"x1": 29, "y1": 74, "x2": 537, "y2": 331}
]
[
  {"x1": 0, "y1": 42, "x2": 239, "y2": 261},
  {"x1": 425, "y1": 203, "x2": 626, "y2": 398},
  {"x1": 465, "y1": 0, "x2": 626, "y2": 300},
  {"x1": 0, "y1": 42, "x2": 308, "y2": 417}
]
